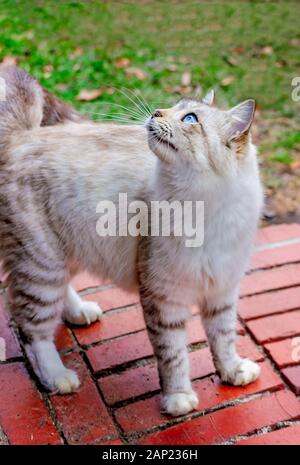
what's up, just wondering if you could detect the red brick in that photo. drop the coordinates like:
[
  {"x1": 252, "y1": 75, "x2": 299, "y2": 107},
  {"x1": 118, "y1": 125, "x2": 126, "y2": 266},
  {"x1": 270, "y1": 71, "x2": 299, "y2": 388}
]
[
  {"x1": 0, "y1": 298, "x2": 21, "y2": 359},
  {"x1": 50, "y1": 353, "x2": 117, "y2": 444},
  {"x1": 99, "y1": 438, "x2": 124, "y2": 445},
  {"x1": 240, "y1": 263, "x2": 300, "y2": 297},
  {"x1": 86, "y1": 314, "x2": 210, "y2": 372},
  {"x1": 282, "y1": 365, "x2": 300, "y2": 394},
  {"x1": 237, "y1": 425, "x2": 300, "y2": 445},
  {"x1": 265, "y1": 337, "x2": 299, "y2": 368},
  {"x1": 116, "y1": 361, "x2": 283, "y2": 434},
  {"x1": 85, "y1": 320, "x2": 256, "y2": 374},
  {"x1": 86, "y1": 331, "x2": 153, "y2": 372},
  {"x1": 73, "y1": 306, "x2": 145, "y2": 346},
  {"x1": 99, "y1": 348, "x2": 214, "y2": 405},
  {"x1": 138, "y1": 391, "x2": 299, "y2": 445},
  {"x1": 72, "y1": 272, "x2": 106, "y2": 292},
  {"x1": 83, "y1": 287, "x2": 139, "y2": 311},
  {"x1": 237, "y1": 334, "x2": 264, "y2": 361},
  {"x1": 251, "y1": 243, "x2": 300, "y2": 270},
  {"x1": 239, "y1": 286, "x2": 300, "y2": 320},
  {"x1": 99, "y1": 336, "x2": 263, "y2": 405},
  {"x1": 256, "y1": 224, "x2": 300, "y2": 246},
  {"x1": 55, "y1": 324, "x2": 74, "y2": 351},
  {"x1": 0, "y1": 362, "x2": 61, "y2": 445},
  {"x1": 247, "y1": 310, "x2": 300, "y2": 343}
]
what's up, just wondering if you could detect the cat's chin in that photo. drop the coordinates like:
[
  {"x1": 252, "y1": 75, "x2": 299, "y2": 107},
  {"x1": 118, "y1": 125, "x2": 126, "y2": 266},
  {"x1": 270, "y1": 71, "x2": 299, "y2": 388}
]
[{"x1": 147, "y1": 134, "x2": 178, "y2": 161}]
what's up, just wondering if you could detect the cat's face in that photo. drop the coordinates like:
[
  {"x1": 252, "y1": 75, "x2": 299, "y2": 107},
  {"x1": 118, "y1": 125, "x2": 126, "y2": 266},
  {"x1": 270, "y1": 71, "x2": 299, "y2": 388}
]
[{"x1": 146, "y1": 91, "x2": 255, "y2": 175}]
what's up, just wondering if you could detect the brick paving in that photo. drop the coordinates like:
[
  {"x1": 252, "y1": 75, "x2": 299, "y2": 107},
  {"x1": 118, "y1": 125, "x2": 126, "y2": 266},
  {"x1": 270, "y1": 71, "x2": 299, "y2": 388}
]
[{"x1": 0, "y1": 224, "x2": 299, "y2": 445}]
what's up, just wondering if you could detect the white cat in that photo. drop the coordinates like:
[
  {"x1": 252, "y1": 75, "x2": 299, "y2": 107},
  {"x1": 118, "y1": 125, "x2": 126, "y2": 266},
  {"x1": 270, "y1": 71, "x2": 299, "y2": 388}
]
[{"x1": 0, "y1": 68, "x2": 263, "y2": 416}]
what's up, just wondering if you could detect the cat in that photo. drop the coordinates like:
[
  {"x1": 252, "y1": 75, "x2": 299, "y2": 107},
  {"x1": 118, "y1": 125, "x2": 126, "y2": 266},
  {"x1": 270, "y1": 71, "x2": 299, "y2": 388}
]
[{"x1": 0, "y1": 68, "x2": 263, "y2": 416}]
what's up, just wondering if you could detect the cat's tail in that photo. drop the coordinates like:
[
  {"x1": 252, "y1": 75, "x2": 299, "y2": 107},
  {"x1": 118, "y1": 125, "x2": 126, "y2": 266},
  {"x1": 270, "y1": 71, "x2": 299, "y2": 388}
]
[
  {"x1": 0, "y1": 66, "x2": 44, "y2": 144},
  {"x1": 0, "y1": 65, "x2": 85, "y2": 148}
]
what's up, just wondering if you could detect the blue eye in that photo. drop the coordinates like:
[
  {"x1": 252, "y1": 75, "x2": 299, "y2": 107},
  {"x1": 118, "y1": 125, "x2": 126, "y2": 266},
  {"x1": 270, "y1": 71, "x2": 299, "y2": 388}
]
[{"x1": 182, "y1": 113, "x2": 198, "y2": 124}]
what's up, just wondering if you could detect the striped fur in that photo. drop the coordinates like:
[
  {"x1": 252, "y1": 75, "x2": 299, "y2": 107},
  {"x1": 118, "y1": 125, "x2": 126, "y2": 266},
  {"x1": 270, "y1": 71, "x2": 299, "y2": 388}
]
[{"x1": 0, "y1": 72, "x2": 263, "y2": 415}]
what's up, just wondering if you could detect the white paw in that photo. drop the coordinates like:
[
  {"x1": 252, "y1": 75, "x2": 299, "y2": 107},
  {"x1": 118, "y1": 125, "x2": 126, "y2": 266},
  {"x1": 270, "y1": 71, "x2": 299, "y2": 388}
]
[
  {"x1": 161, "y1": 390, "x2": 199, "y2": 417},
  {"x1": 223, "y1": 359, "x2": 260, "y2": 386},
  {"x1": 51, "y1": 368, "x2": 80, "y2": 394},
  {"x1": 65, "y1": 301, "x2": 103, "y2": 326}
]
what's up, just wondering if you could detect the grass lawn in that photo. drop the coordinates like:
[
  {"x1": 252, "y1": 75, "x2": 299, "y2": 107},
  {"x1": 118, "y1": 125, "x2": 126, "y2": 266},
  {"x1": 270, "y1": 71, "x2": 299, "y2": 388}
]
[{"x1": 0, "y1": 0, "x2": 299, "y2": 220}]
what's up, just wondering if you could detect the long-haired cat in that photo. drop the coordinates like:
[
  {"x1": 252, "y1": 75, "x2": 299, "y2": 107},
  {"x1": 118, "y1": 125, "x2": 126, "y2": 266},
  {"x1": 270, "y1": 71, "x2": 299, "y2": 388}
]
[{"x1": 0, "y1": 68, "x2": 263, "y2": 416}]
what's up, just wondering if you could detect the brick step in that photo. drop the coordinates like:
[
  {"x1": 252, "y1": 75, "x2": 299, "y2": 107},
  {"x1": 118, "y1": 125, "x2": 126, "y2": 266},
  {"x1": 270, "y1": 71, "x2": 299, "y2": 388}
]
[
  {"x1": 115, "y1": 361, "x2": 283, "y2": 435},
  {"x1": 239, "y1": 286, "x2": 300, "y2": 320},
  {"x1": 236, "y1": 425, "x2": 300, "y2": 445},
  {"x1": 138, "y1": 390, "x2": 300, "y2": 445},
  {"x1": 99, "y1": 336, "x2": 263, "y2": 405},
  {"x1": 0, "y1": 363, "x2": 61, "y2": 445},
  {"x1": 50, "y1": 353, "x2": 118, "y2": 445},
  {"x1": 265, "y1": 337, "x2": 300, "y2": 368},
  {"x1": 247, "y1": 310, "x2": 300, "y2": 344},
  {"x1": 241, "y1": 263, "x2": 300, "y2": 297}
]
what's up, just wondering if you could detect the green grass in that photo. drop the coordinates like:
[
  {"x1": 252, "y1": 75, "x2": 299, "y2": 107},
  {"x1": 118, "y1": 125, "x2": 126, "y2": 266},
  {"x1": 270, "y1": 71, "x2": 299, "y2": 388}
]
[
  {"x1": 0, "y1": 0, "x2": 299, "y2": 216},
  {"x1": 0, "y1": 1, "x2": 299, "y2": 116}
]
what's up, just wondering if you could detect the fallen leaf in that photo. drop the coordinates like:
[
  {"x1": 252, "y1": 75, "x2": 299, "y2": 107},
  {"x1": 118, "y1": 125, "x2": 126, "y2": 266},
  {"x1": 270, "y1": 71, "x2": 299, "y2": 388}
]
[
  {"x1": 125, "y1": 67, "x2": 147, "y2": 80},
  {"x1": 166, "y1": 63, "x2": 177, "y2": 72},
  {"x1": 55, "y1": 84, "x2": 69, "y2": 92},
  {"x1": 222, "y1": 55, "x2": 238, "y2": 66},
  {"x1": 260, "y1": 45, "x2": 273, "y2": 55},
  {"x1": 164, "y1": 84, "x2": 192, "y2": 95},
  {"x1": 181, "y1": 71, "x2": 191, "y2": 87},
  {"x1": 43, "y1": 64, "x2": 53, "y2": 73},
  {"x1": 70, "y1": 47, "x2": 83, "y2": 59},
  {"x1": 233, "y1": 46, "x2": 244, "y2": 54},
  {"x1": 0, "y1": 56, "x2": 18, "y2": 66},
  {"x1": 179, "y1": 56, "x2": 192, "y2": 64},
  {"x1": 221, "y1": 75, "x2": 235, "y2": 86},
  {"x1": 43, "y1": 64, "x2": 53, "y2": 78},
  {"x1": 290, "y1": 160, "x2": 300, "y2": 172},
  {"x1": 289, "y1": 38, "x2": 300, "y2": 47},
  {"x1": 105, "y1": 86, "x2": 115, "y2": 95},
  {"x1": 114, "y1": 57, "x2": 130, "y2": 68},
  {"x1": 76, "y1": 88, "x2": 103, "y2": 101}
]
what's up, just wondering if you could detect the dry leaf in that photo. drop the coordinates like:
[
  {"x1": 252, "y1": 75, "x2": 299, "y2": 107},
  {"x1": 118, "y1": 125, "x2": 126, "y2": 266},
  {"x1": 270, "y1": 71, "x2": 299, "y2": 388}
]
[
  {"x1": 114, "y1": 57, "x2": 130, "y2": 68},
  {"x1": 233, "y1": 46, "x2": 244, "y2": 54},
  {"x1": 166, "y1": 63, "x2": 177, "y2": 72},
  {"x1": 1, "y1": 56, "x2": 18, "y2": 66},
  {"x1": 181, "y1": 71, "x2": 191, "y2": 87},
  {"x1": 55, "y1": 84, "x2": 69, "y2": 92},
  {"x1": 43, "y1": 64, "x2": 53, "y2": 73},
  {"x1": 76, "y1": 88, "x2": 103, "y2": 101},
  {"x1": 43, "y1": 64, "x2": 53, "y2": 78},
  {"x1": 164, "y1": 85, "x2": 192, "y2": 95},
  {"x1": 70, "y1": 47, "x2": 83, "y2": 59},
  {"x1": 223, "y1": 55, "x2": 238, "y2": 66},
  {"x1": 221, "y1": 75, "x2": 235, "y2": 86},
  {"x1": 125, "y1": 67, "x2": 147, "y2": 80},
  {"x1": 289, "y1": 38, "x2": 300, "y2": 47},
  {"x1": 105, "y1": 87, "x2": 115, "y2": 95},
  {"x1": 260, "y1": 46, "x2": 273, "y2": 55}
]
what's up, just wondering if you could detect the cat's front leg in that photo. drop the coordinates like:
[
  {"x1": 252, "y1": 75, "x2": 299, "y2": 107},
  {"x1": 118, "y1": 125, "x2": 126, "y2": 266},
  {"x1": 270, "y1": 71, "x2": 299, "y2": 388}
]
[
  {"x1": 201, "y1": 293, "x2": 260, "y2": 386},
  {"x1": 140, "y1": 292, "x2": 198, "y2": 417}
]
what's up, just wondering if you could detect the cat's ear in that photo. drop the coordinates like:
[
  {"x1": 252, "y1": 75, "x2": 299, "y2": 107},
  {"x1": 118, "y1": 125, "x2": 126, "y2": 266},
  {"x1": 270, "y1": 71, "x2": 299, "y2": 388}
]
[
  {"x1": 227, "y1": 99, "x2": 255, "y2": 142},
  {"x1": 202, "y1": 89, "x2": 214, "y2": 106}
]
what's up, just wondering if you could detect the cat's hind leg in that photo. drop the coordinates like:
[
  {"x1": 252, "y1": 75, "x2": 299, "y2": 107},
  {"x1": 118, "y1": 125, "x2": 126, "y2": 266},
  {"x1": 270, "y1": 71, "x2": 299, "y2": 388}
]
[
  {"x1": 63, "y1": 285, "x2": 102, "y2": 326},
  {"x1": 7, "y1": 266, "x2": 80, "y2": 394}
]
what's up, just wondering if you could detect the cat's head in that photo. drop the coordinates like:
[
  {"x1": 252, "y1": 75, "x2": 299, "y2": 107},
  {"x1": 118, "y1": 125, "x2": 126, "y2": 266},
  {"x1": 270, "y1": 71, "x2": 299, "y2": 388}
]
[{"x1": 146, "y1": 90, "x2": 256, "y2": 174}]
